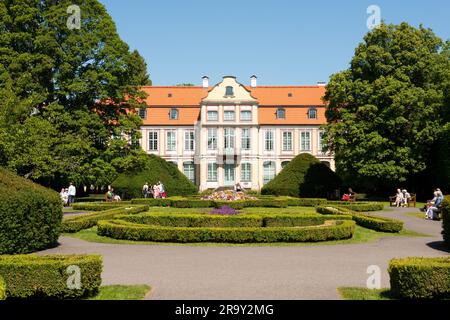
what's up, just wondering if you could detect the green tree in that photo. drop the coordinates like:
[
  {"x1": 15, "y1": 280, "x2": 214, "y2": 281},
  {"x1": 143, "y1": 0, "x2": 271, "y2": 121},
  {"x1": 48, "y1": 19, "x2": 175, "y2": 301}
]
[
  {"x1": 324, "y1": 23, "x2": 450, "y2": 192},
  {"x1": 0, "y1": 0, "x2": 151, "y2": 188}
]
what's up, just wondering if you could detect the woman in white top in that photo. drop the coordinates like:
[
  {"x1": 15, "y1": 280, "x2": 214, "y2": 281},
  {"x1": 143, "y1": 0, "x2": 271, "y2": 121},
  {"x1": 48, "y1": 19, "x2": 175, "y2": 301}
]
[{"x1": 395, "y1": 189, "x2": 404, "y2": 207}]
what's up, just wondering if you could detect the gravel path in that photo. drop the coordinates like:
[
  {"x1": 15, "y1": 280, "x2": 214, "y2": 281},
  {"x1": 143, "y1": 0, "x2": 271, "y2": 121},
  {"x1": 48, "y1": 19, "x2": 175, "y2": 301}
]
[{"x1": 39, "y1": 207, "x2": 449, "y2": 300}]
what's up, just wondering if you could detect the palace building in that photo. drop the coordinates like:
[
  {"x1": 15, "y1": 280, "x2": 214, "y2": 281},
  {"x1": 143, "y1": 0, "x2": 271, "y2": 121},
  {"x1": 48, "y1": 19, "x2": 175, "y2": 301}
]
[{"x1": 137, "y1": 76, "x2": 333, "y2": 191}]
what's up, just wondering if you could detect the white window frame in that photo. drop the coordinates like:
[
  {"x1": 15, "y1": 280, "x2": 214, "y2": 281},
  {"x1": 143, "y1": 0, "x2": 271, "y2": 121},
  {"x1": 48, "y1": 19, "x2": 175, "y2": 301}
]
[
  {"x1": 241, "y1": 128, "x2": 251, "y2": 150},
  {"x1": 207, "y1": 163, "x2": 218, "y2": 182},
  {"x1": 240, "y1": 110, "x2": 252, "y2": 121},
  {"x1": 166, "y1": 130, "x2": 177, "y2": 152},
  {"x1": 207, "y1": 128, "x2": 217, "y2": 150},
  {"x1": 301, "y1": 131, "x2": 311, "y2": 151},
  {"x1": 184, "y1": 130, "x2": 195, "y2": 151},
  {"x1": 207, "y1": 110, "x2": 218, "y2": 121},
  {"x1": 264, "y1": 130, "x2": 274, "y2": 151},
  {"x1": 183, "y1": 161, "x2": 195, "y2": 183},
  {"x1": 224, "y1": 128, "x2": 235, "y2": 150},
  {"x1": 241, "y1": 162, "x2": 252, "y2": 182},
  {"x1": 148, "y1": 130, "x2": 159, "y2": 151},
  {"x1": 282, "y1": 131, "x2": 293, "y2": 151},
  {"x1": 169, "y1": 108, "x2": 179, "y2": 120},
  {"x1": 308, "y1": 108, "x2": 318, "y2": 119},
  {"x1": 263, "y1": 161, "x2": 276, "y2": 185},
  {"x1": 224, "y1": 110, "x2": 235, "y2": 121}
]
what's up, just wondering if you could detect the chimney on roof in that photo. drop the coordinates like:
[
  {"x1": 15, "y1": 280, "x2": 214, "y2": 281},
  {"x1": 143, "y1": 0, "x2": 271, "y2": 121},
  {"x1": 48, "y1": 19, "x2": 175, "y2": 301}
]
[
  {"x1": 317, "y1": 82, "x2": 327, "y2": 87},
  {"x1": 250, "y1": 75, "x2": 257, "y2": 88},
  {"x1": 202, "y1": 76, "x2": 209, "y2": 88}
]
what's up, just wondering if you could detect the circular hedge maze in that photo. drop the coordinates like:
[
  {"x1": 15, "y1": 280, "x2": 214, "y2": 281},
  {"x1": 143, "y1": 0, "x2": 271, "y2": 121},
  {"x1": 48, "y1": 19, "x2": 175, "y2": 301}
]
[{"x1": 97, "y1": 213, "x2": 356, "y2": 243}]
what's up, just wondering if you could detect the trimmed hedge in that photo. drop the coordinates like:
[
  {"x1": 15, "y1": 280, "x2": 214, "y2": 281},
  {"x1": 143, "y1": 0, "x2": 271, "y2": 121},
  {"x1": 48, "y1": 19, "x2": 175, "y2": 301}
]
[
  {"x1": 389, "y1": 257, "x2": 450, "y2": 299},
  {"x1": 442, "y1": 196, "x2": 450, "y2": 246},
  {"x1": 61, "y1": 205, "x2": 149, "y2": 233},
  {"x1": 0, "y1": 254, "x2": 102, "y2": 299},
  {"x1": 130, "y1": 198, "x2": 288, "y2": 209},
  {"x1": 0, "y1": 168, "x2": 62, "y2": 254},
  {"x1": 97, "y1": 219, "x2": 356, "y2": 243},
  {"x1": 261, "y1": 153, "x2": 342, "y2": 197},
  {"x1": 116, "y1": 212, "x2": 352, "y2": 228},
  {"x1": 72, "y1": 202, "x2": 131, "y2": 211},
  {"x1": 316, "y1": 206, "x2": 403, "y2": 232},
  {"x1": 0, "y1": 276, "x2": 5, "y2": 300},
  {"x1": 112, "y1": 154, "x2": 197, "y2": 199}
]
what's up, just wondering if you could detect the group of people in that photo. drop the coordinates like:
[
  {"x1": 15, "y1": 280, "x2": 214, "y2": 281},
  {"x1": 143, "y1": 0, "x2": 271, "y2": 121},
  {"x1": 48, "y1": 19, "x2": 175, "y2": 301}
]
[
  {"x1": 393, "y1": 189, "x2": 412, "y2": 207},
  {"x1": 105, "y1": 187, "x2": 121, "y2": 202},
  {"x1": 60, "y1": 183, "x2": 76, "y2": 207},
  {"x1": 142, "y1": 181, "x2": 166, "y2": 199},
  {"x1": 421, "y1": 188, "x2": 444, "y2": 220}
]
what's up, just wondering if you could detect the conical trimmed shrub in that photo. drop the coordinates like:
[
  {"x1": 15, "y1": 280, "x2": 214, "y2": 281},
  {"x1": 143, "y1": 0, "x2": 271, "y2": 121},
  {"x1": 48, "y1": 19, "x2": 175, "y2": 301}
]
[
  {"x1": 261, "y1": 154, "x2": 341, "y2": 197},
  {"x1": 112, "y1": 154, "x2": 197, "y2": 199}
]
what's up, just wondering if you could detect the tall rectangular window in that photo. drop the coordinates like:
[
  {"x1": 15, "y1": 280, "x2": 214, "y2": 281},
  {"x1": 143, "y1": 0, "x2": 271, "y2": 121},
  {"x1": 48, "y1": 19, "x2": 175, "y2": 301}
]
[
  {"x1": 241, "y1": 163, "x2": 252, "y2": 182},
  {"x1": 318, "y1": 131, "x2": 327, "y2": 153},
  {"x1": 207, "y1": 128, "x2": 217, "y2": 150},
  {"x1": 166, "y1": 130, "x2": 176, "y2": 151},
  {"x1": 138, "y1": 108, "x2": 147, "y2": 119},
  {"x1": 240, "y1": 110, "x2": 252, "y2": 121},
  {"x1": 207, "y1": 163, "x2": 218, "y2": 182},
  {"x1": 183, "y1": 162, "x2": 195, "y2": 184},
  {"x1": 224, "y1": 128, "x2": 235, "y2": 150},
  {"x1": 184, "y1": 130, "x2": 195, "y2": 151},
  {"x1": 224, "y1": 111, "x2": 235, "y2": 121},
  {"x1": 207, "y1": 111, "x2": 218, "y2": 121},
  {"x1": 148, "y1": 131, "x2": 158, "y2": 151},
  {"x1": 241, "y1": 128, "x2": 251, "y2": 150},
  {"x1": 282, "y1": 131, "x2": 293, "y2": 151},
  {"x1": 301, "y1": 131, "x2": 311, "y2": 151},
  {"x1": 263, "y1": 161, "x2": 276, "y2": 185},
  {"x1": 265, "y1": 130, "x2": 274, "y2": 151}
]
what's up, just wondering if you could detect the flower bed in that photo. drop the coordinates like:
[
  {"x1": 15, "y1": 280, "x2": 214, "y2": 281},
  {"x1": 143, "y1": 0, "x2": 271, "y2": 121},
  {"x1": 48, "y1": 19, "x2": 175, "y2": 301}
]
[{"x1": 201, "y1": 190, "x2": 257, "y2": 201}]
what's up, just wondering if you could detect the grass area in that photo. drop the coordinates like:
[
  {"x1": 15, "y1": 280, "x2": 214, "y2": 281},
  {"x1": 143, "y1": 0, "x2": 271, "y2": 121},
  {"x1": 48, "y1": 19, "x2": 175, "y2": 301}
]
[
  {"x1": 63, "y1": 224, "x2": 427, "y2": 247},
  {"x1": 338, "y1": 287, "x2": 394, "y2": 300},
  {"x1": 87, "y1": 285, "x2": 151, "y2": 300}
]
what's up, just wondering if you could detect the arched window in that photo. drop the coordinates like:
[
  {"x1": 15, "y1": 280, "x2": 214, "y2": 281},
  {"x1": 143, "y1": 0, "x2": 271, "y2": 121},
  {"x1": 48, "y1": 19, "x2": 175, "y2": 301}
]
[
  {"x1": 263, "y1": 161, "x2": 276, "y2": 185},
  {"x1": 281, "y1": 161, "x2": 290, "y2": 169},
  {"x1": 225, "y1": 86, "x2": 234, "y2": 96},
  {"x1": 308, "y1": 108, "x2": 317, "y2": 119},
  {"x1": 276, "y1": 108, "x2": 286, "y2": 119}
]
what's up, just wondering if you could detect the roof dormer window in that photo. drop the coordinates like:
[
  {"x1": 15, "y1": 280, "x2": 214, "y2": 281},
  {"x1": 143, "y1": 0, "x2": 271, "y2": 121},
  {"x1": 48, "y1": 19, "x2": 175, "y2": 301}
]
[
  {"x1": 169, "y1": 108, "x2": 179, "y2": 120},
  {"x1": 225, "y1": 86, "x2": 234, "y2": 97},
  {"x1": 308, "y1": 107, "x2": 317, "y2": 119},
  {"x1": 276, "y1": 108, "x2": 286, "y2": 119}
]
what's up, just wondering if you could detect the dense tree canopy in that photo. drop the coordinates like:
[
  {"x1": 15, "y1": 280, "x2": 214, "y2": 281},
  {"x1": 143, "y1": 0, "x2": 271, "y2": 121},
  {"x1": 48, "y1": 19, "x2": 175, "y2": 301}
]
[
  {"x1": 324, "y1": 22, "x2": 450, "y2": 193},
  {"x1": 0, "y1": 0, "x2": 151, "y2": 189}
]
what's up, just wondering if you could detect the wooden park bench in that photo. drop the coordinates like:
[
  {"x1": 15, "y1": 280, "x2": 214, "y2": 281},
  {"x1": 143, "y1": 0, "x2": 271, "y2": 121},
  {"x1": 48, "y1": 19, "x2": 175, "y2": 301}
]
[
  {"x1": 389, "y1": 193, "x2": 416, "y2": 207},
  {"x1": 348, "y1": 193, "x2": 357, "y2": 202}
]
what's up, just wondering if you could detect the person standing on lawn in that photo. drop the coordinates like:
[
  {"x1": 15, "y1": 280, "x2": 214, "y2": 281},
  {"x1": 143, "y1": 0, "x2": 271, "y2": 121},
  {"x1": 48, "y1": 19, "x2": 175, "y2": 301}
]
[
  {"x1": 68, "y1": 183, "x2": 76, "y2": 206},
  {"x1": 143, "y1": 182, "x2": 149, "y2": 198}
]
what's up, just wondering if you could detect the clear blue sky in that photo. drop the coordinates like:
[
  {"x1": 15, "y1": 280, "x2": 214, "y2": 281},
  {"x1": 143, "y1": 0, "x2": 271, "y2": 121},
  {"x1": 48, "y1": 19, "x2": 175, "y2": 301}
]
[{"x1": 99, "y1": 0, "x2": 449, "y2": 86}]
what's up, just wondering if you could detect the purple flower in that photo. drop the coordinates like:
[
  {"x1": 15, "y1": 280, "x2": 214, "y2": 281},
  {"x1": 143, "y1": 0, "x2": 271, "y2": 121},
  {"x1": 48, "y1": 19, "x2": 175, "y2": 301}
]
[{"x1": 210, "y1": 206, "x2": 238, "y2": 215}]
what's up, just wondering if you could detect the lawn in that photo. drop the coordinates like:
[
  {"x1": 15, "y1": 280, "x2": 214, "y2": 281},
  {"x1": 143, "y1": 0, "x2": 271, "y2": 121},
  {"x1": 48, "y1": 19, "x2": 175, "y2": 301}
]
[
  {"x1": 337, "y1": 287, "x2": 394, "y2": 300},
  {"x1": 63, "y1": 225, "x2": 427, "y2": 247},
  {"x1": 88, "y1": 285, "x2": 151, "y2": 300}
]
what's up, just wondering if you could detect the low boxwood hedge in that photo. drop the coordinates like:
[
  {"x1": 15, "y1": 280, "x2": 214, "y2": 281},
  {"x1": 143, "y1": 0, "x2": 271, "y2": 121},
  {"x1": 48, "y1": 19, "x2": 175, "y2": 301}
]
[
  {"x1": 115, "y1": 212, "x2": 351, "y2": 228},
  {"x1": 71, "y1": 202, "x2": 131, "y2": 211},
  {"x1": 62, "y1": 205, "x2": 149, "y2": 233},
  {"x1": 130, "y1": 198, "x2": 289, "y2": 209},
  {"x1": 316, "y1": 206, "x2": 403, "y2": 233},
  {"x1": 442, "y1": 196, "x2": 450, "y2": 246},
  {"x1": 388, "y1": 257, "x2": 450, "y2": 299},
  {"x1": 0, "y1": 254, "x2": 102, "y2": 299},
  {"x1": 0, "y1": 276, "x2": 6, "y2": 300},
  {"x1": 97, "y1": 219, "x2": 355, "y2": 243}
]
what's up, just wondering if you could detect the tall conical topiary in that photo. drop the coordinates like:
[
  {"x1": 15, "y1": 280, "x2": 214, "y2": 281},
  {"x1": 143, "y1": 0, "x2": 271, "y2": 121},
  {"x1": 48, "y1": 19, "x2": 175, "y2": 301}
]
[
  {"x1": 261, "y1": 154, "x2": 341, "y2": 197},
  {"x1": 112, "y1": 155, "x2": 197, "y2": 199}
]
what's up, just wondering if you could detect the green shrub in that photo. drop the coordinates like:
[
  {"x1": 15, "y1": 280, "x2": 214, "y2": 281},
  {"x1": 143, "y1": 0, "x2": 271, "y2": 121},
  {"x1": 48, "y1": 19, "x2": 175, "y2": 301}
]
[
  {"x1": 0, "y1": 168, "x2": 62, "y2": 254},
  {"x1": 0, "y1": 254, "x2": 102, "y2": 299},
  {"x1": 0, "y1": 276, "x2": 6, "y2": 300},
  {"x1": 171, "y1": 199, "x2": 214, "y2": 208},
  {"x1": 388, "y1": 257, "x2": 450, "y2": 299},
  {"x1": 263, "y1": 214, "x2": 352, "y2": 227},
  {"x1": 72, "y1": 202, "x2": 129, "y2": 211},
  {"x1": 98, "y1": 219, "x2": 355, "y2": 243},
  {"x1": 442, "y1": 196, "x2": 450, "y2": 246},
  {"x1": 327, "y1": 202, "x2": 384, "y2": 212},
  {"x1": 61, "y1": 205, "x2": 149, "y2": 233},
  {"x1": 131, "y1": 198, "x2": 174, "y2": 206},
  {"x1": 261, "y1": 154, "x2": 341, "y2": 197},
  {"x1": 112, "y1": 154, "x2": 197, "y2": 199},
  {"x1": 316, "y1": 206, "x2": 403, "y2": 232}
]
